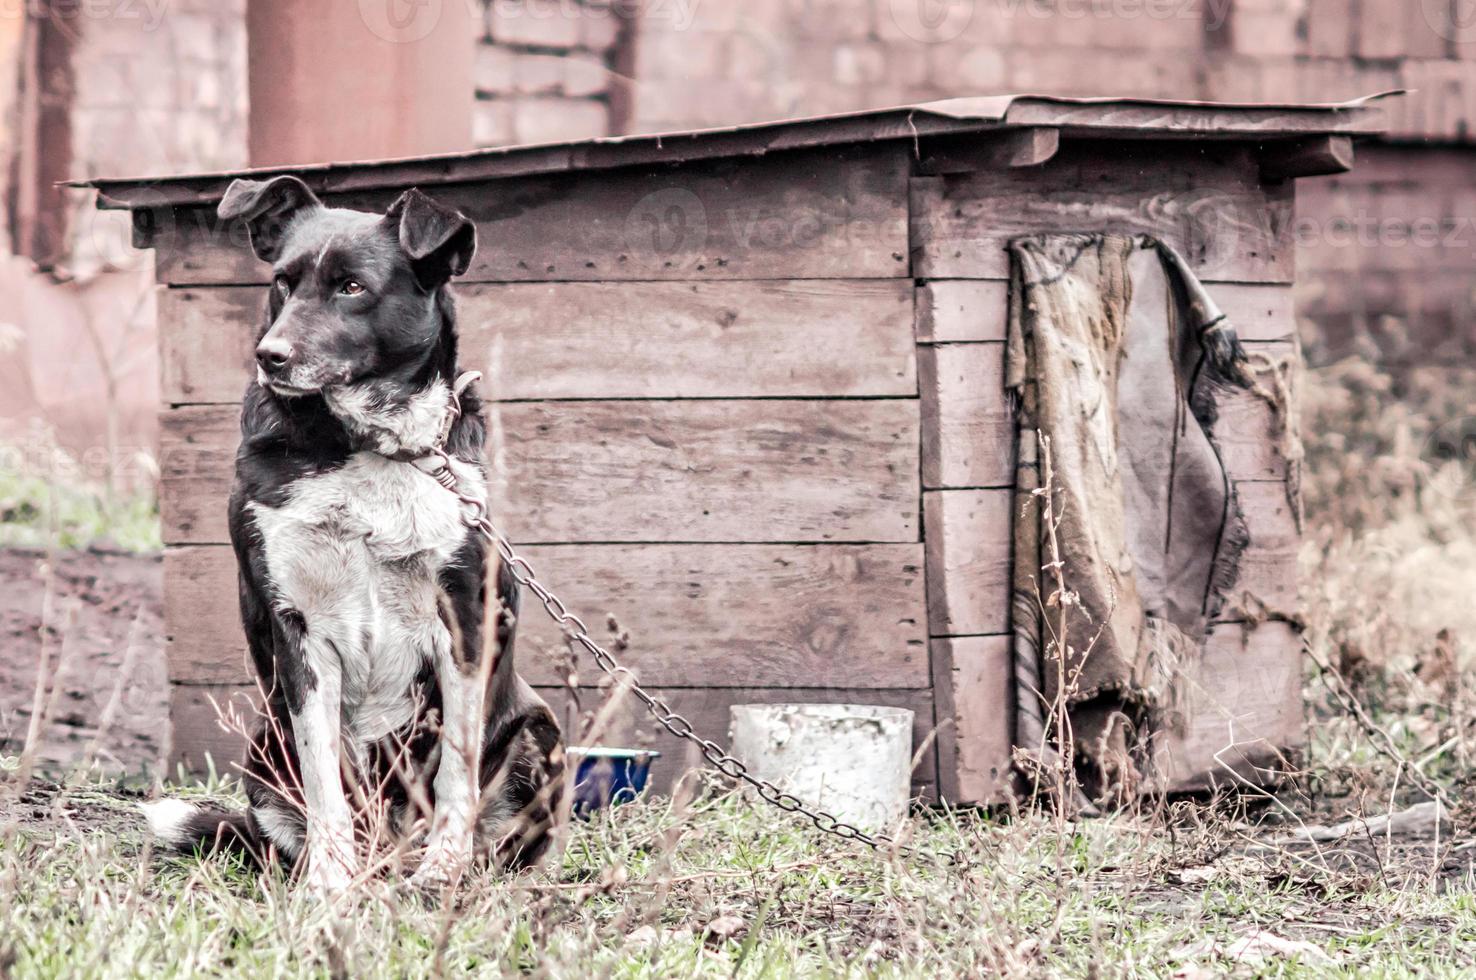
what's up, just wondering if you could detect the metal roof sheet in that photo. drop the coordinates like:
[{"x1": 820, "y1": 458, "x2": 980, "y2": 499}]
[{"x1": 78, "y1": 91, "x2": 1399, "y2": 209}]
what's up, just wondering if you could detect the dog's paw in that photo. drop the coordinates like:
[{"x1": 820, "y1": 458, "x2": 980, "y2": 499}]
[
  {"x1": 303, "y1": 850, "x2": 359, "y2": 897},
  {"x1": 408, "y1": 848, "x2": 470, "y2": 893}
]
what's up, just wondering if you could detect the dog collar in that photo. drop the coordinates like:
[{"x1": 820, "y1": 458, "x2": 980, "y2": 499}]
[{"x1": 381, "y1": 370, "x2": 482, "y2": 464}]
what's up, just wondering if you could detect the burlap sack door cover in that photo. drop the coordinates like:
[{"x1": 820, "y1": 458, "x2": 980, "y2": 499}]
[{"x1": 1006, "y1": 234, "x2": 1253, "y2": 799}]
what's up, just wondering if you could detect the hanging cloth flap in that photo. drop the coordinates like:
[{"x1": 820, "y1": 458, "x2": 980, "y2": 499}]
[{"x1": 1007, "y1": 233, "x2": 1249, "y2": 799}]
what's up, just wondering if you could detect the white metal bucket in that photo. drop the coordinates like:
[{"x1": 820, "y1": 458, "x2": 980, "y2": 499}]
[{"x1": 727, "y1": 703, "x2": 914, "y2": 832}]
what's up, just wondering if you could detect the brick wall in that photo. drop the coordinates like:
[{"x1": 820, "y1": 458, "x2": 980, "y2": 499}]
[
  {"x1": 1297, "y1": 145, "x2": 1476, "y2": 364},
  {"x1": 0, "y1": 3, "x2": 247, "y2": 467},
  {"x1": 6, "y1": 0, "x2": 1472, "y2": 468},
  {"x1": 616, "y1": 0, "x2": 1473, "y2": 138},
  {"x1": 473, "y1": 0, "x2": 628, "y2": 146},
  {"x1": 610, "y1": 0, "x2": 1476, "y2": 364}
]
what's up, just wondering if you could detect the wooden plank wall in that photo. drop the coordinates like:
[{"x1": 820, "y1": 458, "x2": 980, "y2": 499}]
[
  {"x1": 911, "y1": 140, "x2": 1303, "y2": 804},
  {"x1": 155, "y1": 137, "x2": 1303, "y2": 805},
  {"x1": 155, "y1": 145, "x2": 942, "y2": 798}
]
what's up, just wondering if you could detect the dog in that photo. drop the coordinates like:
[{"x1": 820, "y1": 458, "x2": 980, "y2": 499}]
[{"x1": 143, "y1": 176, "x2": 564, "y2": 892}]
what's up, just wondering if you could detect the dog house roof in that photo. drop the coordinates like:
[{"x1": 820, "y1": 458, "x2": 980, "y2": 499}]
[{"x1": 80, "y1": 92, "x2": 1396, "y2": 210}]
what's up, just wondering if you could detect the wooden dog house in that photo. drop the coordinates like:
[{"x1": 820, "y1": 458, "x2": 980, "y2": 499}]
[{"x1": 86, "y1": 95, "x2": 1384, "y2": 804}]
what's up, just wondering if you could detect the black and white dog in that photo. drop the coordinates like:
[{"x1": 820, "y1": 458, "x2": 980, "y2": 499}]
[{"x1": 144, "y1": 176, "x2": 564, "y2": 891}]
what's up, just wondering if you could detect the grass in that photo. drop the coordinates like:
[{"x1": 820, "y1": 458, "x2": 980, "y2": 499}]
[
  {"x1": 4, "y1": 769, "x2": 1476, "y2": 978},
  {"x1": 4, "y1": 354, "x2": 1476, "y2": 976},
  {"x1": 0, "y1": 435, "x2": 160, "y2": 553}
]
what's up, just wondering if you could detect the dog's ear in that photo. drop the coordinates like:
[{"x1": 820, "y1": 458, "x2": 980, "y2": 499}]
[
  {"x1": 218, "y1": 175, "x2": 321, "y2": 263},
  {"x1": 386, "y1": 188, "x2": 476, "y2": 290}
]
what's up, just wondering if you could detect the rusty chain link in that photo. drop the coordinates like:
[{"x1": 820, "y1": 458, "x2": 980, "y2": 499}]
[{"x1": 416, "y1": 401, "x2": 942, "y2": 863}]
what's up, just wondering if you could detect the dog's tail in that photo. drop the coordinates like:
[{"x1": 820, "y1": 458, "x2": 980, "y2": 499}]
[{"x1": 140, "y1": 799, "x2": 262, "y2": 864}]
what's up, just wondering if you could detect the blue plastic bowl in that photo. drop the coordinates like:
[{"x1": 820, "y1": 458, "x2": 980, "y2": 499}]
[{"x1": 568, "y1": 747, "x2": 661, "y2": 816}]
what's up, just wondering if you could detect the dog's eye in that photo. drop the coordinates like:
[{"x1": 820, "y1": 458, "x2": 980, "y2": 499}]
[
  {"x1": 274, "y1": 276, "x2": 291, "y2": 296},
  {"x1": 339, "y1": 280, "x2": 365, "y2": 296}
]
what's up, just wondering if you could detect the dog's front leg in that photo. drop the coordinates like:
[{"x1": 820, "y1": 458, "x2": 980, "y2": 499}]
[
  {"x1": 411, "y1": 544, "x2": 493, "y2": 889},
  {"x1": 276, "y1": 612, "x2": 359, "y2": 895}
]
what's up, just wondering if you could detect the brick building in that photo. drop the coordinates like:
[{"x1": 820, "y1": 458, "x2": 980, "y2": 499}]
[
  {"x1": 1, "y1": 1, "x2": 246, "y2": 471},
  {"x1": 0, "y1": 0, "x2": 1469, "y2": 465},
  {"x1": 466, "y1": 0, "x2": 1472, "y2": 367}
]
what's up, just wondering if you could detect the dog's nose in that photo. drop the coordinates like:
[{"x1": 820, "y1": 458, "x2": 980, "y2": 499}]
[{"x1": 255, "y1": 337, "x2": 294, "y2": 375}]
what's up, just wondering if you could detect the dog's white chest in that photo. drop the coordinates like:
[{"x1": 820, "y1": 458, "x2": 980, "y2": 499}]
[{"x1": 249, "y1": 452, "x2": 484, "y2": 740}]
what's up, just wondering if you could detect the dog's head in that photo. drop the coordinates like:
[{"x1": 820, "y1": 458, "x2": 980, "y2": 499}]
[{"x1": 218, "y1": 175, "x2": 475, "y2": 397}]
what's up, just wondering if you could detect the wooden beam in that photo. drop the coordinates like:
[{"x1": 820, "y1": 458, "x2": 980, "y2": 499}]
[
  {"x1": 909, "y1": 144, "x2": 1297, "y2": 284},
  {"x1": 149, "y1": 146, "x2": 913, "y2": 286},
  {"x1": 1258, "y1": 135, "x2": 1355, "y2": 183},
  {"x1": 923, "y1": 489, "x2": 1014, "y2": 637},
  {"x1": 169, "y1": 682, "x2": 941, "y2": 797},
  {"x1": 158, "y1": 279, "x2": 918, "y2": 405},
  {"x1": 931, "y1": 635, "x2": 1016, "y2": 805},
  {"x1": 159, "y1": 400, "x2": 922, "y2": 545},
  {"x1": 918, "y1": 343, "x2": 1014, "y2": 490},
  {"x1": 163, "y1": 542, "x2": 930, "y2": 689},
  {"x1": 917, "y1": 127, "x2": 1060, "y2": 175},
  {"x1": 916, "y1": 279, "x2": 1297, "y2": 343}
]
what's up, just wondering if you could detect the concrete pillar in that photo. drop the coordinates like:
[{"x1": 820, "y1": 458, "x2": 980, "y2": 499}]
[{"x1": 245, "y1": 0, "x2": 473, "y2": 167}]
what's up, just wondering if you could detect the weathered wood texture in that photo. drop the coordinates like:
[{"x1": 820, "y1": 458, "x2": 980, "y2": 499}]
[
  {"x1": 933, "y1": 621, "x2": 1304, "y2": 805},
  {"x1": 910, "y1": 143, "x2": 1295, "y2": 283},
  {"x1": 997, "y1": 103, "x2": 1382, "y2": 137},
  {"x1": 1226, "y1": 481, "x2": 1300, "y2": 615},
  {"x1": 542, "y1": 685, "x2": 938, "y2": 798},
  {"x1": 916, "y1": 280, "x2": 1297, "y2": 343},
  {"x1": 1158, "y1": 621, "x2": 1304, "y2": 790},
  {"x1": 150, "y1": 128, "x2": 1309, "y2": 799},
  {"x1": 923, "y1": 480, "x2": 1297, "y2": 641},
  {"x1": 164, "y1": 543, "x2": 928, "y2": 688},
  {"x1": 478, "y1": 398, "x2": 921, "y2": 544},
  {"x1": 918, "y1": 127, "x2": 1060, "y2": 175},
  {"x1": 160, "y1": 400, "x2": 920, "y2": 545},
  {"x1": 931, "y1": 634, "x2": 1014, "y2": 805},
  {"x1": 1259, "y1": 134, "x2": 1356, "y2": 183},
  {"x1": 169, "y1": 682, "x2": 940, "y2": 798},
  {"x1": 917, "y1": 340, "x2": 1295, "y2": 491},
  {"x1": 151, "y1": 146, "x2": 912, "y2": 285},
  {"x1": 168, "y1": 682, "x2": 263, "y2": 776},
  {"x1": 917, "y1": 344, "x2": 1012, "y2": 490},
  {"x1": 923, "y1": 489, "x2": 1014, "y2": 638},
  {"x1": 159, "y1": 279, "x2": 918, "y2": 404}
]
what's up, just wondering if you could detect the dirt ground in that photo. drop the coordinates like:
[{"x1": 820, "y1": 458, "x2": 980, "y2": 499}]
[
  {"x1": 0, "y1": 548, "x2": 168, "y2": 776},
  {"x1": 5, "y1": 552, "x2": 1476, "y2": 974}
]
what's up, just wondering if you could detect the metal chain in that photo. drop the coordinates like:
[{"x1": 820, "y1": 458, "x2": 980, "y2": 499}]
[{"x1": 417, "y1": 434, "x2": 941, "y2": 864}]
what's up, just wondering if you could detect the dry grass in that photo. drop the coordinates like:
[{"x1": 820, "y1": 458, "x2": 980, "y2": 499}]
[
  {"x1": 4, "y1": 354, "x2": 1476, "y2": 976},
  {"x1": 1299, "y1": 358, "x2": 1476, "y2": 807},
  {"x1": 5, "y1": 768, "x2": 1476, "y2": 978}
]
